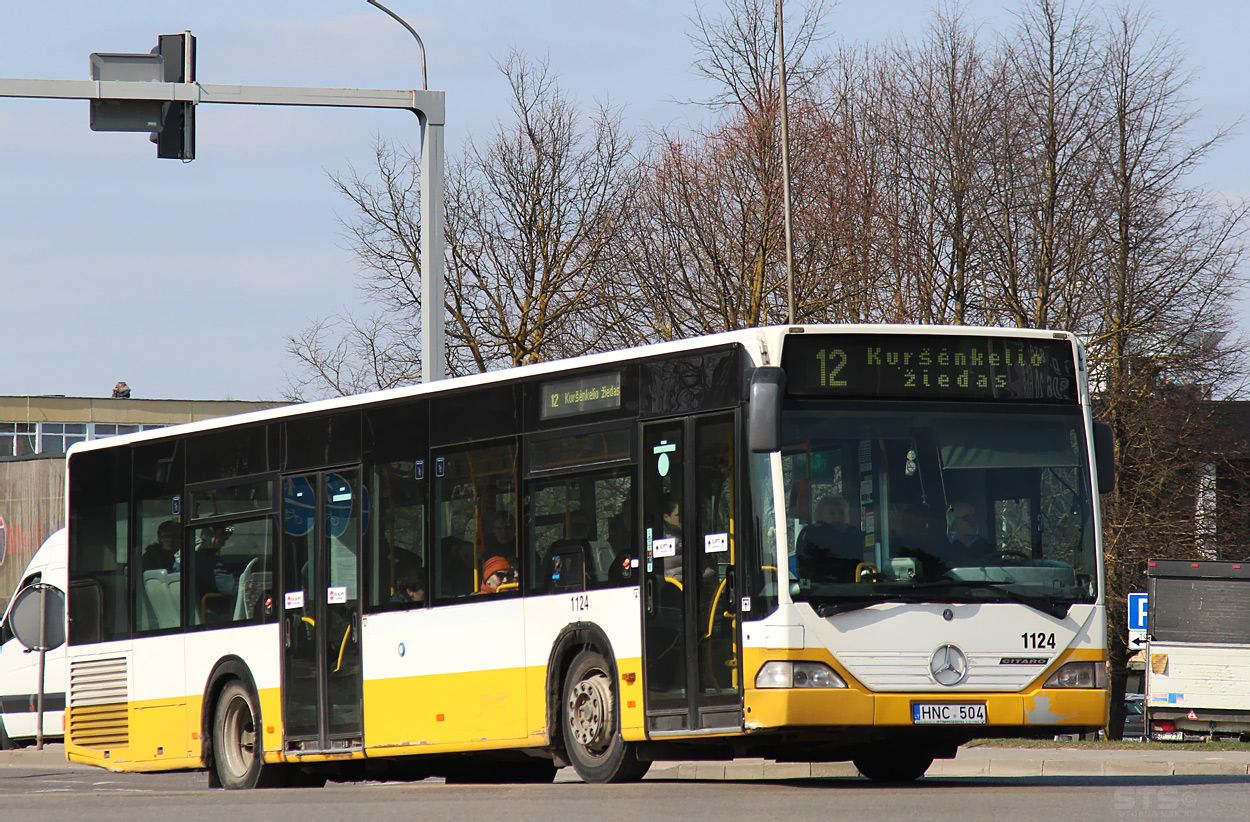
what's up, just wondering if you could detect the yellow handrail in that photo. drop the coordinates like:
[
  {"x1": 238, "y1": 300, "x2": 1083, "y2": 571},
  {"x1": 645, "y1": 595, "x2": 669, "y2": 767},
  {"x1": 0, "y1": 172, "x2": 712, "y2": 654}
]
[
  {"x1": 705, "y1": 577, "x2": 728, "y2": 639},
  {"x1": 334, "y1": 622, "x2": 353, "y2": 673}
]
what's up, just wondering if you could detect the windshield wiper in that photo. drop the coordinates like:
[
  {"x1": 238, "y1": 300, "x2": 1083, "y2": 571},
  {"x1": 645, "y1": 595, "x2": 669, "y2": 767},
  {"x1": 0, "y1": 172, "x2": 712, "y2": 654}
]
[
  {"x1": 815, "y1": 592, "x2": 934, "y2": 616},
  {"x1": 813, "y1": 579, "x2": 1073, "y2": 619}
]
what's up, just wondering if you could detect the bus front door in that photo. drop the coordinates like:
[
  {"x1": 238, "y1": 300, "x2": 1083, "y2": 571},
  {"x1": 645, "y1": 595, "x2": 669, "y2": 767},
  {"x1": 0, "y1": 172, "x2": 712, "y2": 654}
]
[
  {"x1": 280, "y1": 469, "x2": 364, "y2": 753},
  {"x1": 641, "y1": 415, "x2": 742, "y2": 734}
]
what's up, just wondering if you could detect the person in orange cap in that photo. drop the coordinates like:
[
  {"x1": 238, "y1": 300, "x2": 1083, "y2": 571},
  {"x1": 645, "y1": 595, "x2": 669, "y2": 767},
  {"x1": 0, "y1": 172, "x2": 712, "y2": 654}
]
[{"x1": 479, "y1": 555, "x2": 515, "y2": 594}]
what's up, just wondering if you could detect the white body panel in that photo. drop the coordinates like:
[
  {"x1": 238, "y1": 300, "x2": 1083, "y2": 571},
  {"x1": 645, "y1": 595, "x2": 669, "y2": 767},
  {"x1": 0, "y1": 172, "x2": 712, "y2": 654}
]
[
  {"x1": 1146, "y1": 643, "x2": 1250, "y2": 713},
  {"x1": 742, "y1": 601, "x2": 1104, "y2": 692},
  {"x1": 362, "y1": 586, "x2": 643, "y2": 682},
  {"x1": 0, "y1": 530, "x2": 67, "y2": 743}
]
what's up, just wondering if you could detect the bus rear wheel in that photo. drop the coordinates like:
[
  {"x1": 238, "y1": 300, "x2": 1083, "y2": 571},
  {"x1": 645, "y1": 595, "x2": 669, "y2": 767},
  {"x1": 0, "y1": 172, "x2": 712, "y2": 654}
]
[
  {"x1": 853, "y1": 752, "x2": 933, "y2": 782},
  {"x1": 213, "y1": 680, "x2": 276, "y2": 789},
  {"x1": 562, "y1": 649, "x2": 649, "y2": 784}
]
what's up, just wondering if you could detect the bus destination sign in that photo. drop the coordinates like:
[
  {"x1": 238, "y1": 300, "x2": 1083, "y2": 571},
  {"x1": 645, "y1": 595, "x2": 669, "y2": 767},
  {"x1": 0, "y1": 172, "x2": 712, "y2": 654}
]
[
  {"x1": 782, "y1": 333, "x2": 1077, "y2": 402},
  {"x1": 540, "y1": 372, "x2": 623, "y2": 420}
]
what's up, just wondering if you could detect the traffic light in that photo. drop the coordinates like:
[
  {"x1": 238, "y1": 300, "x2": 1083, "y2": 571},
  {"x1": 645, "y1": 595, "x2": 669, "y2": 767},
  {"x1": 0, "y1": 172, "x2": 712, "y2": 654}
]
[{"x1": 151, "y1": 33, "x2": 195, "y2": 160}]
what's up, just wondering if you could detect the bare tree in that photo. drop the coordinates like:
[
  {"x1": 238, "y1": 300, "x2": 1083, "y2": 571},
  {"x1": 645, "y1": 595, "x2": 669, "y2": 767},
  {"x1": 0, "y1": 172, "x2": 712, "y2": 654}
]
[
  {"x1": 447, "y1": 52, "x2": 642, "y2": 373},
  {"x1": 869, "y1": 3, "x2": 1006, "y2": 324},
  {"x1": 623, "y1": 0, "x2": 855, "y2": 338},
  {"x1": 984, "y1": 0, "x2": 1107, "y2": 329},
  {"x1": 1082, "y1": 4, "x2": 1248, "y2": 738},
  {"x1": 285, "y1": 53, "x2": 641, "y2": 397},
  {"x1": 284, "y1": 139, "x2": 426, "y2": 400},
  {"x1": 686, "y1": 0, "x2": 832, "y2": 113},
  {"x1": 284, "y1": 313, "x2": 422, "y2": 400}
]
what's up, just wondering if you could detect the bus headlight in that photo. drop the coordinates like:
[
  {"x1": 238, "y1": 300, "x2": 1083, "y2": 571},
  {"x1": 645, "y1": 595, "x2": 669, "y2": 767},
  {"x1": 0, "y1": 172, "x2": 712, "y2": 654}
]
[
  {"x1": 755, "y1": 661, "x2": 847, "y2": 689},
  {"x1": 1044, "y1": 661, "x2": 1106, "y2": 689}
]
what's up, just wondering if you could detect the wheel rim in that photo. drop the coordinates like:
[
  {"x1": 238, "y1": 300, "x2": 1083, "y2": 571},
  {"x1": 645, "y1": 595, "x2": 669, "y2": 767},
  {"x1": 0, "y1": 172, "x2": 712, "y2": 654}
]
[
  {"x1": 567, "y1": 671, "x2": 614, "y2": 755},
  {"x1": 221, "y1": 694, "x2": 257, "y2": 779}
]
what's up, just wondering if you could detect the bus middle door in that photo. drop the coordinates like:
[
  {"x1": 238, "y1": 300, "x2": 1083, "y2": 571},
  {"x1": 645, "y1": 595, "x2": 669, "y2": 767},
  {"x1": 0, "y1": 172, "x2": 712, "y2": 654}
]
[
  {"x1": 641, "y1": 413, "x2": 742, "y2": 734},
  {"x1": 280, "y1": 469, "x2": 364, "y2": 753}
]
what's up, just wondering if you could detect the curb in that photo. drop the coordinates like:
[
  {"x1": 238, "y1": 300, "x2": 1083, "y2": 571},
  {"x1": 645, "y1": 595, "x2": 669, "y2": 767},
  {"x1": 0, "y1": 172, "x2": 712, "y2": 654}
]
[
  {"x1": 0, "y1": 746, "x2": 83, "y2": 769},
  {"x1": 644, "y1": 759, "x2": 1250, "y2": 780},
  {"x1": 5, "y1": 747, "x2": 1248, "y2": 779}
]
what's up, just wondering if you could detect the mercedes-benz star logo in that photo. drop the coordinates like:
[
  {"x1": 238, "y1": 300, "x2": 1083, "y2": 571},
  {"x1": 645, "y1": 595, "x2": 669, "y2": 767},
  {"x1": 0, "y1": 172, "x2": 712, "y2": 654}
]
[{"x1": 929, "y1": 644, "x2": 969, "y2": 686}]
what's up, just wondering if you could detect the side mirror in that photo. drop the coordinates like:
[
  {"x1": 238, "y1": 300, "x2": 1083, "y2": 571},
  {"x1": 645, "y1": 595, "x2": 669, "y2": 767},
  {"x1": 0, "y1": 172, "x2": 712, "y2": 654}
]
[
  {"x1": 748, "y1": 367, "x2": 786, "y2": 453},
  {"x1": 1093, "y1": 421, "x2": 1115, "y2": 494}
]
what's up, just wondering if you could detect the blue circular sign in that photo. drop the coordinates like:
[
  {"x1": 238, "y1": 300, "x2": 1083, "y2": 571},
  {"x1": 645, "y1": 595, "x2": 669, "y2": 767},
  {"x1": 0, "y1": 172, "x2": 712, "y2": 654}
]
[
  {"x1": 283, "y1": 476, "x2": 315, "y2": 536},
  {"x1": 325, "y1": 473, "x2": 354, "y2": 539}
]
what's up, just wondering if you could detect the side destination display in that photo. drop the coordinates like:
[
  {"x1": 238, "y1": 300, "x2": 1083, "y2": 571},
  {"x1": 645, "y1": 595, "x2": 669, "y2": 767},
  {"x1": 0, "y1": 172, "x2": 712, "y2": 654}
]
[
  {"x1": 540, "y1": 372, "x2": 623, "y2": 419},
  {"x1": 781, "y1": 333, "x2": 1078, "y2": 402}
]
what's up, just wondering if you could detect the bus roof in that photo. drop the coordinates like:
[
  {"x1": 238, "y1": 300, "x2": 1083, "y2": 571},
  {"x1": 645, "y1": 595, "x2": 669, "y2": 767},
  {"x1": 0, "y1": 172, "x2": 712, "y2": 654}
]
[{"x1": 65, "y1": 324, "x2": 1081, "y2": 457}]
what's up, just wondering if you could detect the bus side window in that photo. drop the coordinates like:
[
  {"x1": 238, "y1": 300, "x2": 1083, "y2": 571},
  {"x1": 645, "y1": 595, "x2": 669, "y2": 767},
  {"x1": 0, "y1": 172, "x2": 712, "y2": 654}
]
[
  {"x1": 366, "y1": 461, "x2": 426, "y2": 611},
  {"x1": 433, "y1": 441, "x2": 517, "y2": 601},
  {"x1": 526, "y1": 469, "x2": 633, "y2": 594}
]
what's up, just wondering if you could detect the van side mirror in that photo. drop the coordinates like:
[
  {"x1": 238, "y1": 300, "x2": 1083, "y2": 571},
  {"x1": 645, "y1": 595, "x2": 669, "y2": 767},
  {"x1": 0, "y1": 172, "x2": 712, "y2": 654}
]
[
  {"x1": 1093, "y1": 421, "x2": 1115, "y2": 494},
  {"x1": 748, "y1": 367, "x2": 786, "y2": 453}
]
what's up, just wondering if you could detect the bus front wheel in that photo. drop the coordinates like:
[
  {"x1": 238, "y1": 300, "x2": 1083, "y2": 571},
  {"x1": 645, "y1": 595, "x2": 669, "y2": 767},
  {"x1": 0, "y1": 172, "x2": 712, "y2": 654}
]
[
  {"x1": 562, "y1": 649, "x2": 649, "y2": 784},
  {"x1": 213, "y1": 680, "x2": 272, "y2": 789}
]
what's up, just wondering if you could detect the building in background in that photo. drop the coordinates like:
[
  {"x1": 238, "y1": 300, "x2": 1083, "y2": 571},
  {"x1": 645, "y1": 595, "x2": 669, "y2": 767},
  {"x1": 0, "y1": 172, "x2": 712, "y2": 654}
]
[{"x1": 0, "y1": 393, "x2": 277, "y2": 607}]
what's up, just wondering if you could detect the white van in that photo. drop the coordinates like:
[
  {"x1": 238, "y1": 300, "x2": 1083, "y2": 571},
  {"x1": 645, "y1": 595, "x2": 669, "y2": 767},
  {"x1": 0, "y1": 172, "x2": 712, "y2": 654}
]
[{"x1": 0, "y1": 529, "x2": 66, "y2": 748}]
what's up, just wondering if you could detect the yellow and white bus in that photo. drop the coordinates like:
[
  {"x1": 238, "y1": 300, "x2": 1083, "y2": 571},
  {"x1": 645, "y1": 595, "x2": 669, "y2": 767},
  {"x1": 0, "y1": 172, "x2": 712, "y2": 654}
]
[{"x1": 63, "y1": 325, "x2": 1111, "y2": 787}]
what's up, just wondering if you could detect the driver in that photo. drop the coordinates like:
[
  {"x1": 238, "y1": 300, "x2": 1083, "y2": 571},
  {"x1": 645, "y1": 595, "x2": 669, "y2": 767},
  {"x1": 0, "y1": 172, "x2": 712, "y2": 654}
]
[
  {"x1": 940, "y1": 501, "x2": 995, "y2": 566},
  {"x1": 795, "y1": 496, "x2": 863, "y2": 582}
]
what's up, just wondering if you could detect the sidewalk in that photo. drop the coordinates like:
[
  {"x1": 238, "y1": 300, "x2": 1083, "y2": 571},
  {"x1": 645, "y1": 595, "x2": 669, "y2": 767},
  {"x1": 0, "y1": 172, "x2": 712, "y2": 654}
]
[
  {"x1": 644, "y1": 745, "x2": 1250, "y2": 780},
  {"x1": 0, "y1": 743, "x2": 80, "y2": 769},
  {"x1": 5, "y1": 743, "x2": 1249, "y2": 778}
]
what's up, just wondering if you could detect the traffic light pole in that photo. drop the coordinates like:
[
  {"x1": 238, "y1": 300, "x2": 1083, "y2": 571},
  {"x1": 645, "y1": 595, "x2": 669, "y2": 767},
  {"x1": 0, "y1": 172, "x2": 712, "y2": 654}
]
[{"x1": 0, "y1": 77, "x2": 447, "y2": 383}]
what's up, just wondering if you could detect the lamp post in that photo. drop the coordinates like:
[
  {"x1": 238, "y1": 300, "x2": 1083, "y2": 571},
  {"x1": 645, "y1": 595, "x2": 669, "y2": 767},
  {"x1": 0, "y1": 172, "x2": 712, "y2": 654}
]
[
  {"x1": 366, "y1": 0, "x2": 429, "y2": 90},
  {"x1": 777, "y1": 0, "x2": 796, "y2": 325},
  {"x1": 365, "y1": 0, "x2": 444, "y2": 382}
]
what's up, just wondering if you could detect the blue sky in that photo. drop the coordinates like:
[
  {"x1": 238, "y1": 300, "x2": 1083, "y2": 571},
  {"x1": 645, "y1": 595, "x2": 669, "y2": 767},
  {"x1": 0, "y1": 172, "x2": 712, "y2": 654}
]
[{"x1": 2, "y1": 1, "x2": 1246, "y2": 401}]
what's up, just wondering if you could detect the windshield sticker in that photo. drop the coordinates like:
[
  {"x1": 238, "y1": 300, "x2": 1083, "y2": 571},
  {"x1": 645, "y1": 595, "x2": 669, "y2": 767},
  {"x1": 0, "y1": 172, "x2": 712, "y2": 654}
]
[
  {"x1": 704, "y1": 533, "x2": 728, "y2": 553},
  {"x1": 284, "y1": 590, "x2": 305, "y2": 610}
]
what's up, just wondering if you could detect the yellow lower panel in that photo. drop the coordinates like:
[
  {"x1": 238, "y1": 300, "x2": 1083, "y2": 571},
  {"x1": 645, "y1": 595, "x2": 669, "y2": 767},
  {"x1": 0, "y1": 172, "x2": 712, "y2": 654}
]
[
  {"x1": 874, "y1": 689, "x2": 1105, "y2": 726},
  {"x1": 364, "y1": 658, "x2": 647, "y2": 754},
  {"x1": 67, "y1": 699, "x2": 200, "y2": 772},
  {"x1": 257, "y1": 688, "x2": 283, "y2": 760},
  {"x1": 741, "y1": 646, "x2": 1108, "y2": 730},
  {"x1": 615, "y1": 657, "x2": 646, "y2": 739},
  {"x1": 363, "y1": 665, "x2": 530, "y2": 750},
  {"x1": 746, "y1": 687, "x2": 876, "y2": 727}
]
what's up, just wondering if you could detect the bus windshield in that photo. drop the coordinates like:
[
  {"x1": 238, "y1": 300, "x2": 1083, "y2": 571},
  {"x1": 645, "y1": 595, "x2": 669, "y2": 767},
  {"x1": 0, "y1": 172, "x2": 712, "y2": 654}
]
[{"x1": 778, "y1": 403, "x2": 1097, "y2": 615}]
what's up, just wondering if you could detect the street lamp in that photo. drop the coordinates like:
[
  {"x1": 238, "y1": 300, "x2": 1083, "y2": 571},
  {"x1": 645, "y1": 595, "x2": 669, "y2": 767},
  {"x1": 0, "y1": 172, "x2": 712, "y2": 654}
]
[
  {"x1": 367, "y1": 0, "x2": 429, "y2": 90},
  {"x1": 777, "y1": 0, "x2": 796, "y2": 325}
]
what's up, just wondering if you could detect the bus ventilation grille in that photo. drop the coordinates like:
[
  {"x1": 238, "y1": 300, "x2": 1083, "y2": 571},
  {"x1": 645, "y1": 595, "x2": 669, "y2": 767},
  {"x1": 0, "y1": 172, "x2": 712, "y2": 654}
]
[{"x1": 68, "y1": 657, "x2": 129, "y2": 749}]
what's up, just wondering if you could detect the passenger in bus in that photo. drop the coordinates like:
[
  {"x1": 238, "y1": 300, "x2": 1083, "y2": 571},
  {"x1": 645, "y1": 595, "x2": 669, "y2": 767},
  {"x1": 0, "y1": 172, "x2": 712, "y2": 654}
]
[
  {"x1": 660, "y1": 496, "x2": 684, "y2": 583},
  {"x1": 484, "y1": 511, "x2": 517, "y2": 560},
  {"x1": 478, "y1": 555, "x2": 516, "y2": 594},
  {"x1": 437, "y1": 536, "x2": 475, "y2": 597},
  {"x1": 142, "y1": 519, "x2": 180, "y2": 572},
  {"x1": 940, "y1": 501, "x2": 995, "y2": 566},
  {"x1": 195, "y1": 525, "x2": 238, "y2": 619},
  {"x1": 795, "y1": 496, "x2": 863, "y2": 583},
  {"x1": 389, "y1": 571, "x2": 426, "y2": 604}
]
